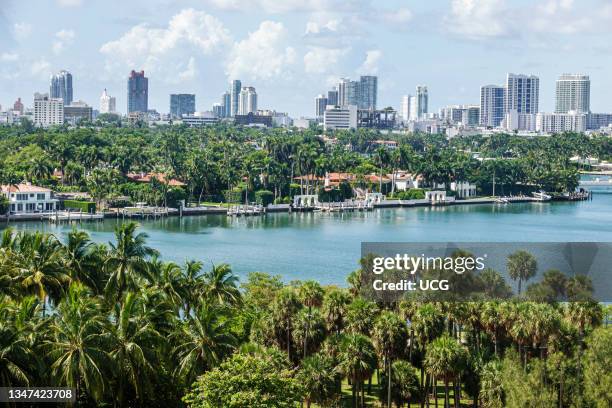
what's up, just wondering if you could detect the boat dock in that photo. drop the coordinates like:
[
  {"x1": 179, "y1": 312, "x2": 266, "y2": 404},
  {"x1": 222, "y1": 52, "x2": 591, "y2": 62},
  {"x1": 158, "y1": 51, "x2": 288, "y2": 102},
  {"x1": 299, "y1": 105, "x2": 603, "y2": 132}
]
[
  {"x1": 45, "y1": 211, "x2": 105, "y2": 223},
  {"x1": 316, "y1": 200, "x2": 374, "y2": 212},
  {"x1": 227, "y1": 204, "x2": 265, "y2": 216}
]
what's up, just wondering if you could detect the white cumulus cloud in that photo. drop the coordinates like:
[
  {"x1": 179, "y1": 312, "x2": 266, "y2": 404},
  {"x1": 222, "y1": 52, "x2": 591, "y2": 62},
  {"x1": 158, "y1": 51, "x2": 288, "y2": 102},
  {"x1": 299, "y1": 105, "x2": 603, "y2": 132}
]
[
  {"x1": 31, "y1": 58, "x2": 51, "y2": 78},
  {"x1": 53, "y1": 29, "x2": 76, "y2": 54},
  {"x1": 445, "y1": 0, "x2": 510, "y2": 40},
  {"x1": 226, "y1": 21, "x2": 296, "y2": 80},
  {"x1": 100, "y1": 8, "x2": 230, "y2": 77},
  {"x1": 359, "y1": 49, "x2": 382, "y2": 74},
  {"x1": 303, "y1": 46, "x2": 349, "y2": 74}
]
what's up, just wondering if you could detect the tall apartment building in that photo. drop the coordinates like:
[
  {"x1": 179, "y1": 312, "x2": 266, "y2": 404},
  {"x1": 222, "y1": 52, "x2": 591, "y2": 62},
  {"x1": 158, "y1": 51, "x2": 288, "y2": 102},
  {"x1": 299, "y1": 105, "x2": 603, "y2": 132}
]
[
  {"x1": 34, "y1": 93, "x2": 64, "y2": 127},
  {"x1": 127, "y1": 70, "x2": 148, "y2": 113},
  {"x1": 50, "y1": 70, "x2": 73, "y2": 106},
  {"x1": 400, "y1": 95, "x2": 411, "y2": 121},
  {"x1": 170, "y1": 94, "x2": 196, "y2": 118},
  {"x1": 480, "y1": 85, "x2": 505, "y2": 127},
  {"x1": 315, "y1": 94, "x2": 328, "y2": 120},
  {"x1": 230, "y1": 80, "x2": 242, "y2": 117},
  {"x1": 338, "y1": 78, "x2": 359, "y2": 107},
  {"x1": 536, "y1": 112, "x2": 587, "y2": 133},
  {"x1": 505, "y1": 73, "x2": 539, "y2": 115},
  {"x1": 359, "y1": 75, "x2": 377, "y2": 110},
  {"x1": 327, "y1": 89, "x2": 338, "y2": 106},
  {"x1": 415, "y1": 86, "x2": 428, "y2": 119},
  {"x1": 238, "y1": 86, "x2": 257, "y2": 115},
  {"x1": 99, "y1": 89, "x2": 116, "y2": 114},
  {"x1": 222, "y1": 91, "x2": 231, "y2": 118},
  {"x1": 555, "y1": 74, "x2": 590, "y2": 113}
]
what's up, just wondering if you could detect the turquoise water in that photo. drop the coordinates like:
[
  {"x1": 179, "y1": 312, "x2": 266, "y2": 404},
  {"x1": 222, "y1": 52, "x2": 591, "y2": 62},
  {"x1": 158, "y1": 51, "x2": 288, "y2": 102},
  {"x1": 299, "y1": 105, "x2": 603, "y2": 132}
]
[{"x1": 3, "y1": 192, "x2": 612, "y2": 285}]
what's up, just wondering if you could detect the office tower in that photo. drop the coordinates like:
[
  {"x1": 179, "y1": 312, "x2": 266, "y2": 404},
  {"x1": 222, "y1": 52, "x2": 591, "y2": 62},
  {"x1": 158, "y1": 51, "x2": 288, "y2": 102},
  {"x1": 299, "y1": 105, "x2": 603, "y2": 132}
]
[
  {"x1": 212, "y1": 103, "x2": 224, "y2": 118},
  {"x1": 13, "y1": 98, "x2": 24, "y2": 114},
  {"x1": 409, "y1": 96, "x2": 418, "y2": 121},
  {"x1": 34, "y1": 92, "x2": 64, "y2": 127},
  {"x1": 50, "y1": 70, "x2": 73, "y2": 106},
  {"x1": 338, "y1": 78, "x2": 359, "y2": 107},
  {"x1": 555, "y1": 74, "x2": 590, "y2": 113},
  {"x1": 323, "y1": 105, "x2": 358, "y2": 130},
  {"x1": 64, "y1": 100, "x2": 93, "y2": 124},
  {"x1": 400, "y1": 95, "x2": 411, "y2": 121},
  {"x1": 327, "y1": 89, "x2": 338, "y2": 106},
  {"x1": 222, "y1": 91, "x2": 231, "y2": 118},
  {"x1": 230, "y1": 79, "x2": 242, "y2": 117},
  {"x1": 480, "y1": 85, "x2": 505, "y2": 127},
  {"x1": 99, "y1": 89, "x2": 116, "y2": 114},
  {"x1": 358, "y1": 75, "x2": 377, "y2": 110},
  {"x1": 170, "y1": 94, "x2": 196, "y2": 118},
  {"x1": 238, "y1": 86, "x2": 257, "y2": 115},
  {"x1": 127, "y1": 70, "x2": 148, "y2": 113},
  {"x1": 315, "y1": 94, "x2": 328, "y2": 119},
  {"x1": 416, "y1": 85, "x2": 428, "y2": 119},
  {"x1": 505, "y1": 73, "x2": 539, "y2": 115}
]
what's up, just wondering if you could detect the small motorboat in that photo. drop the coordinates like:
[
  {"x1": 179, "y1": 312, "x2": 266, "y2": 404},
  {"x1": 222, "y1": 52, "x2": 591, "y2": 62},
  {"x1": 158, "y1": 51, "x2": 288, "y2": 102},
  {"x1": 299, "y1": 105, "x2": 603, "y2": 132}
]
[{"x1": 532, "y1": 191, "x2": 552, "y2": 201}]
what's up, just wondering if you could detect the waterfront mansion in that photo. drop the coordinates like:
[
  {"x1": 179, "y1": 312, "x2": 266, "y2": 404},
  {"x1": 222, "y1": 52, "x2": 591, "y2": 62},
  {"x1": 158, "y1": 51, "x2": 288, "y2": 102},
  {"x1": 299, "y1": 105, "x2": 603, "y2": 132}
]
[{"x1": 1, "y1": 183, "x2": 58, "y2": 215}]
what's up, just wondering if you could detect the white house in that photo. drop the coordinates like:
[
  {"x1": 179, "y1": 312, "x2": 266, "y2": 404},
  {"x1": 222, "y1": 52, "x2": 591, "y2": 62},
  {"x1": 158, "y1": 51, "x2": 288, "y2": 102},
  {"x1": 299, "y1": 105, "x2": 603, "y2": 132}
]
[{"x1": 1, "y1": 183, "x2": 58, "y2": 214}]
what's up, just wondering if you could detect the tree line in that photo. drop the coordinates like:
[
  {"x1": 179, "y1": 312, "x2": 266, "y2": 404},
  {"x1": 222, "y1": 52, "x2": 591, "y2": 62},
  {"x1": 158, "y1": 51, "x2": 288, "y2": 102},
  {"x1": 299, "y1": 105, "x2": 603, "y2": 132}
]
[{"x1": 1, "y1": 223, "x2": 611, "y2": 407}]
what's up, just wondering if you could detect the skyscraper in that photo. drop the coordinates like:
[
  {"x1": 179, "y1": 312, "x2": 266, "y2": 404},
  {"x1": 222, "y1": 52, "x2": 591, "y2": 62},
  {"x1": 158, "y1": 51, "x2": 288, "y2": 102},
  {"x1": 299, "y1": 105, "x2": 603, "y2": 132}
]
[
  {"x1": 416, "y1": 85, "x2": 428, "y2": 119},
  {"x1": 127, "y1": 70, "x2": 148, "y2": 113},
  {"x1": 327, "y1": 89, "x2": 338, "y2": 106},
  {"x1": 99, "y1": 89, "x2": 116, "y2": 114},
  {"x1": 230, "y1": 80, "x2": 242, "y2": 117},
  {"x1": 212, "y1": 103, "x2": 224, "y2": 118},
  {"x1": 34, "y1": 92, "x2": 64, "y2": 127},
  {"x1": 338, "y1": 78, "x2": 359, "y2": 107},
  {"x1": 50, "y1": 70, "x2": 73, "y2": 106},
  {"x1": 555, "y1": 74, "x2": 590, "y2": 113},
  {"x1": 400, "y1": 95, "x2": 411, "y2": 121},
  {"x1": 170, "y1": 94, "x2": 196, "y2": 118},
  {"x1": 409, "y1": 96, "x2": 418, "y2": 121},
  {"x1": 315, "y1": 94, "x2": 328, "y2": 119},
  {"x1": 480, "y1": 85, "x2": 505, "y2": 127},
  {"x1": 13, "y1": 98, "x2": 24, "y2": 115},
  {"x1": 358, "y1": 76, "x2": 377, "y2": 110},
  {"x1": 238, "y1": 87, "x2": 257, "y2": 115},
  {"x1": 222, "y1": 91, "x2": 231, "y2": 118},
  {"x1": 505, "y1": 73, "x2": 539, "y2": 115}
]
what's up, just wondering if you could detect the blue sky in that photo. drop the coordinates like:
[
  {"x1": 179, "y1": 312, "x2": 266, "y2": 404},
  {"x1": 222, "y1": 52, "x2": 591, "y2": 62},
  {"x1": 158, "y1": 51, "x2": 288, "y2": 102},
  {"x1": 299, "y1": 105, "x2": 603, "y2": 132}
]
[{"x1": 1, "y1": 0, "x2": 612, "y2": 117}]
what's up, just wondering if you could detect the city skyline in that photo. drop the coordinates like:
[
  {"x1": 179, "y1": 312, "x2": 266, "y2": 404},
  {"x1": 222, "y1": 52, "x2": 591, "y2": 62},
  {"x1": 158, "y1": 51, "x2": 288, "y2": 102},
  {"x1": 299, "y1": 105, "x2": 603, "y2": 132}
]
[{"x1": 1, "y1": 0, "x2": 612, "y2": 116}]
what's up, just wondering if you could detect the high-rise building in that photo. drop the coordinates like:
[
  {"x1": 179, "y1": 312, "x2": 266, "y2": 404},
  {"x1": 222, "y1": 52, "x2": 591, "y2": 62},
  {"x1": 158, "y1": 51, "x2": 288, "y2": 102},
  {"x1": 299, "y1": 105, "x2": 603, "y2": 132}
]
[
  {"x1": 212, "y1": 103, "x2": 224, "y2": 118},
  {"x1": 170, "y1": 94, "x2": 196, "y2": 118},
  {"x1": 34, "y1": 92, "x2": 64, "y2": 127},
  {"x1": 409, "y1": 96, "x2": 418, "y2": 121},
  {"x1": 358, "y1": 75, "x2": 377, "y2": 110},
  {"x1": 505, "y1": 73, "x2": 539, "y2": 115},
  {"x1": 99, "y1": 89, "x2": 116, "y2": 114},
  {"x1": 13, "y1": 98, "x2": 24, "y2": 114},
  {"x1": 230, "y1": 80, "x2": 242, "y2": 117},
  {"x1": 64, "y1": 100, "x2": 93, "y2": 125},
  {"x1": 222, "y1": 91, "x2": 231, "y2": 118},
  {"x1": 327, "y1": 89, "x2": 338, "y2": 106},
  {"x1": 127, "y1": 70, "x2": 148, "y2": 113},
  {"x1": 555, "y1": 74, "x2": 590, "y2": 113},
  {"x1": 480, "y1": 85, "x2": 505, "y2": 127},
  {"x1": 315, "y1": 94, "x2": 328, "y2": 120},
  {"x1": 238, "y1": 86, "x2": 257, "y2": 115},
  {"x1": 411, "y1": 86, "x2": 428, "y2": 120},
  {"x1": 50, "y1": 70, "x2": 73, "y2": 106},
  {"x1": 323, "y1": 105, "x2": 358, "y2": 131},
  {"x1": 400, "y1": 95, "x2": 411, "y2": 121},
  {"x1": 338, "y1": 78, "x2": 359, "y2": 107}
]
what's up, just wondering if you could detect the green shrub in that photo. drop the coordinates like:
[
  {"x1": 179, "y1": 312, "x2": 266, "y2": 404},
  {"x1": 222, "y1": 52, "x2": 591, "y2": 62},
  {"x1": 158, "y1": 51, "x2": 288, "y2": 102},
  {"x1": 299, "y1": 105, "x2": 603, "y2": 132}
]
[
  {"x1": 63, "y1": 199, "x2": 96, "y2": 213},
  {"x1": 255, "y1": 190, "x2": 274, "y2": 206}
]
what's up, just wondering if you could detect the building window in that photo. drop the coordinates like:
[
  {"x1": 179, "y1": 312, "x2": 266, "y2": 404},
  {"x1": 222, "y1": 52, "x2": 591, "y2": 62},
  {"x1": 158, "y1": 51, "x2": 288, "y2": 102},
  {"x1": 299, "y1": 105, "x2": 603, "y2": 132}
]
[
  {"x1": 26, "y1": 203, "x2": 35, "y2": 212},
  {"x1": 16, "y1": 194, "x2": 28, "y2": 201},
  {"x1": 17, "y1": 203, "x2": 23, "y2": 212},
  {"x1": 37, "y1": 193, "x2": 45, "y2": 200}
]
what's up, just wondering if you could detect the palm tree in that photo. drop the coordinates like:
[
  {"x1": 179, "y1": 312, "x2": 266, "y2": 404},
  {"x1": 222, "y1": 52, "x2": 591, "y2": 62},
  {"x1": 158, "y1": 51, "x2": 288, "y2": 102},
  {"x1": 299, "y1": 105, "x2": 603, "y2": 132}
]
[
  {"x1": 110, "y1": 292, "x2": 163, "y2": 407},
  {"x1": 177, "y1": 260, "x2": 204, "y2": 316},
  {"x1": 338, "y1": 333, "x2": 378, "y2": 408},
  {"x1": 104, "y1": 222, "x2": 158, "y2": 302},
  {"x1": 425, "y1": 335, "x2": 468, "y2": 408},
  {"x1": 12, "y1": 231, "x2": 70, "y2": 316},
  {"x1": 478, "y1": 360, "x2": 503, "y2": 408},
  {"x1": 0, "y1": 302, "x2": 36, "y2": 387},
  {"x1": 270, "y1": 288, "x2": 301, "y2": 361},
  {"x1": 292, "y1": 308, "x2": 326, "y2": 359},
  {"x1": 297, "y1": 280, "x2": 324, "y2": 358},
  {"x1": 506, "y1": 250, "x2": 537, "y2": 296},
  {"x1": 297, "y1": 353, "x2": 339, "y2": 408},
  {"x1": 383, "y1": 360, "x2": 421, "y2": 408},
  {"x1": 202, "y1": 263, "x2": 241, "y2": 306},
  {"x1": 372, "y1": 311, "x2": 408, "y2": 408},
  {"x1": 45, "y1": 282, "x2": 111, "y2": 403},
  {"x1": 63, "y1": 229, "x2": 105, "y2": 294},
  {"x1": 173, "y1": 303, "x2": 236, "y2": 385},
  {"x1": 322, "y1": 288, "x2": 351, "y2": 335}
]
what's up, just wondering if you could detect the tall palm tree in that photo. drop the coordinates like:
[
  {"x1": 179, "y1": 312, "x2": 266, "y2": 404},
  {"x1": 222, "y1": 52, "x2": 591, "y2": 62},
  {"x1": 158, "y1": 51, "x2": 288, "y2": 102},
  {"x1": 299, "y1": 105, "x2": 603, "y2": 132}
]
[
  {"x1": 425, "y1": 335, "x2": 468, "y2": 408},
  {"x1": 0, "y1": 300, "x2": 37, "y2": 387},
  {"x1": 110, "y1": 291, "x2": 163, "y2": 407},
  {"x1": 104, "y1": 222, "x2": 158, "y2": 302},
  {"x1": 178, "y1": 260, "x2": 204, "y2": 316},
  {"x1": 322, "y1": 288, "x2": 351, "y2": 335},
  {"x1": 338, "y1": 333, "x2": 378, "y2": 408},
  {"x1": 270, "y1": 288, "x2": 301, "y2": 361},
  {"x1": 45, "y1": 282, "x2": 112, "y2": 403},
  {"x1": 506, "y1": 250, "x2": 537, "y2": 296},
  {"x1": 173, "y1": 303, "x2": 236, "y2": 385},
  {"x1": 202, "y1": 263, "x2": 241, "y2": 306},
  {"x1": 63, "y1": 229, "x2": 105, "y2": 294},
  {"x1": 297, "y1": 353, "x2": 339, "y2": 408},
  {"x1": 298, "y1": 280, "x2": 324, "y2": 358},
  {"x1": 372, "y1": 311, "x2": 407, "y2": 408}
]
